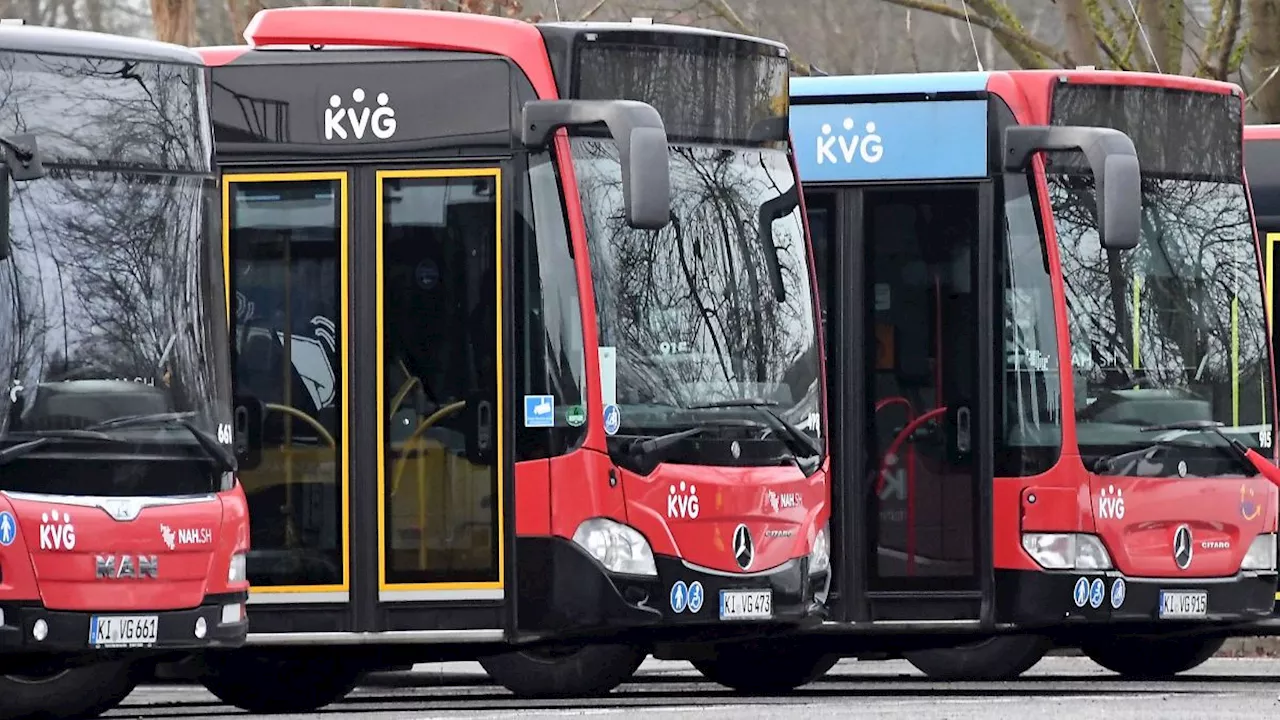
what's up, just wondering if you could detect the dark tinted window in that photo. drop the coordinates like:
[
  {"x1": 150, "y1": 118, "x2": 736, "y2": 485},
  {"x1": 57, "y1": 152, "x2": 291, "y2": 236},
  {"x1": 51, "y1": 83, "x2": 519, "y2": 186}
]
[
  {"x1": 0, "y1": 51, "x2": 208, "y2": 171},
  {"x1": 514, "y1": 153, "x2": 588, "y2": 459},
  {"x1": 572, "y1": 39, "x2": 788, "y2": 145},
  {"x1": 1049, "y1": 83, "x2": 1241, "y2": 181}
]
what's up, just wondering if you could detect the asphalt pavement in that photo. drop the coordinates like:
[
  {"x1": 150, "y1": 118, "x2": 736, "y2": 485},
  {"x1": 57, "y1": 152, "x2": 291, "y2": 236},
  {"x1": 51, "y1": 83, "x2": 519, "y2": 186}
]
[{"x1": 109, "y1": 656, "x2": 1280, "y2": 719}]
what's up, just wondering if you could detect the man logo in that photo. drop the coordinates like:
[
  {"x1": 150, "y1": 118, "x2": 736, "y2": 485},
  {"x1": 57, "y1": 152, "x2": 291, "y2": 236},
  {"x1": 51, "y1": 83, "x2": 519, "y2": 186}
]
[
  {"x1": 733, "y1": 523, "x2": 754, "y2": 570},
  {"x1": 95, "y1": 554, "x2": 158, "y2": 579},
  {"x1": 1173, "y1": 525, "x2": 1193, "y2": 570}
]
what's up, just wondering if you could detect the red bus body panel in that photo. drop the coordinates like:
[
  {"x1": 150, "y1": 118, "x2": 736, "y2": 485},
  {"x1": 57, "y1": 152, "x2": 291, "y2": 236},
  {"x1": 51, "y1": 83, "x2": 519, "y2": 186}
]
[{"x1": 0, "y1": 486, "x2": 250, "y2": 609}]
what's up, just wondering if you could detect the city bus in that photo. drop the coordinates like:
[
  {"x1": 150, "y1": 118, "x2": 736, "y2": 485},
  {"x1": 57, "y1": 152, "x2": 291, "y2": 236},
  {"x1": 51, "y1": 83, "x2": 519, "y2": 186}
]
[
  {"x1": 195, "y1": 7, "x2": 829, "y2": 708},
  {"x1": 784, "y1": 70, "x2": 1280, "y2": 682},
  {"x1": 0, "y1": 22, "x2": 249, "y2": 720}
]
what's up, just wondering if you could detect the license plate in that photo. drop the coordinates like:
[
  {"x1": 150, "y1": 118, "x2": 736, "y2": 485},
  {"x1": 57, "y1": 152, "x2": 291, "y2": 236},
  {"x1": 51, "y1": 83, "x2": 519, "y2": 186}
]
[
  {"x1": 1158, "y1": 590, "x2": 1208, "y2": 619},
  {"x1": 89, "y1": 615, "x2": 159, "y2": 648},
  {"x1": 719, "y1": 589, "x2": 773, "y2": 621}
]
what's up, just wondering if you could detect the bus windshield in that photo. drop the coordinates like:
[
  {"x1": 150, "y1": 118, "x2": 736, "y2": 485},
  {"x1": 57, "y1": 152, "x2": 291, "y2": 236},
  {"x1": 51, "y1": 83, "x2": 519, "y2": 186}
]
[
  {"x1": 1050, "y1": 172, "x2": 1272, "y2": 471},
  {"x1": 572, "y1": 139, "x2": 823, "y2": 459},
  {"x1": 0, "y1": 51, "x2": 232, "y2": 496}
]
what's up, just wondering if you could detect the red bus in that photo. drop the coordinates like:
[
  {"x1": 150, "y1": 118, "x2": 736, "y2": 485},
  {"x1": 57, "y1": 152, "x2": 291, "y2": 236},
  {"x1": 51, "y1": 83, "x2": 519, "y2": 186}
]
[
  {"x1": 787, "y1": 70, "x2": 1280, "y2": 682},
  {"x1": 0, "y1": 23, "x2": 249, "y2": 720},
  {"x1": 195, "y1": 7, "x2": 829, "y2": 708}
]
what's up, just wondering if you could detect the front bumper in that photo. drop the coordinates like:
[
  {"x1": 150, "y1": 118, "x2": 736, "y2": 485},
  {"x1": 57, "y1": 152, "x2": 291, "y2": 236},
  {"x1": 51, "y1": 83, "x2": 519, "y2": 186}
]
[
  {"x1": 0, "y1": 592, "x2": 249, "y2": 653},
  {"x1": 514, "y1": 536, "x2": 827, "y2": 639},
  {"x1": 996, "y1": 569, "x2": 1276, "y2": 627}
]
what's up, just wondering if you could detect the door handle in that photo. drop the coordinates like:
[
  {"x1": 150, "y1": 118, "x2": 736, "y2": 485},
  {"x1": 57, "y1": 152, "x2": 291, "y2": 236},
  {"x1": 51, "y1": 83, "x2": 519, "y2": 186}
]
[
  {"x1": 476, "y1": 399, "x2": 493, "y2": 453},
  {"x1": 955, "y1": 405, "x2": 971, "y2": 454}
]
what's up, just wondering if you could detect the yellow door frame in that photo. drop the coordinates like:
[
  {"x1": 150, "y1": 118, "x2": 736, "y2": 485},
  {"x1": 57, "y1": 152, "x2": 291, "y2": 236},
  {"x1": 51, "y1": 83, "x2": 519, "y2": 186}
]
[
  {"x1": 375, "y1": 167, "x2": 506, "y2": 603},
  {"x1": 222, "y1": 171, "x2": 352, "y2": 603}
]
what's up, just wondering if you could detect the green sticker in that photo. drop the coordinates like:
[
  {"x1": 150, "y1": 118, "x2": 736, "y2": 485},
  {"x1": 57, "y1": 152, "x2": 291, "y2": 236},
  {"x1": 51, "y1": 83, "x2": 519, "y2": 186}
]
[{"x1": 565, "y1": 405, "x2": 586, "y2": 427}]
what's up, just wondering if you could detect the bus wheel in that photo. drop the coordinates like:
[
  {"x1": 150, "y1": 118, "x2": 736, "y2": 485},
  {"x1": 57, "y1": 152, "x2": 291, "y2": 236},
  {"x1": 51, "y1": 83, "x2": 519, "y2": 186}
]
[
  {"x1": 0, "y1": 660, "x2": 137, "y2": 720},
  {"x1": 1081, "y1": 635, "x2": 1224, "y2": 678},
  {"x1": 479, "y1": 644, "x2": 646, "y2": 698},
  {"x1": 692, "y1": 645, "x2": 838, "y2": 693},
  {"x1": 903, "y1": 635, "x2": 1050, "y2": 680},
  {"x1": 199, "y1": 650, "x2": 364, "y2": 713}
]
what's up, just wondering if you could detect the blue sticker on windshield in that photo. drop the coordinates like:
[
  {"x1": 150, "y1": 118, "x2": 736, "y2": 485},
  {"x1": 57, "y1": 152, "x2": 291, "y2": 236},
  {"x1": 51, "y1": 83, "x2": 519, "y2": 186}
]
[
  {"x1": 603, "y1": 404, "x2": 621, "y2": 436},
  {"x1": 524, "y1": 395, "x2": 554, "y2": 428}
]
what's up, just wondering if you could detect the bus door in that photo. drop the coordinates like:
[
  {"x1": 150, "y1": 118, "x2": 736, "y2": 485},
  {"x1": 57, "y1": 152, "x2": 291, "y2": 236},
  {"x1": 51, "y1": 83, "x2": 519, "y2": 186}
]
[
  {"x1": 371, "y1": 164, "x2": 510, "y2": 635},
  {"x1": 224, "y1": 164, "x2": 514, "y2": 637},
  {"x1": 806, "y1": 183, "x2": 995, "y2": 624}
]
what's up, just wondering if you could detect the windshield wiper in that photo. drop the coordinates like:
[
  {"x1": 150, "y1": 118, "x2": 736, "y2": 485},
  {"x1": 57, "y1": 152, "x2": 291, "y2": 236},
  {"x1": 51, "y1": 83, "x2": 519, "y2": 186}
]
[
  {"x1": 0, "y1": 429, "x2": 124, "y2": 467},
  {"x1": 1139, "y1": 419, "x2": 1257, "y2": 475},
  {"x1": 623, "y1": 427, "x2": 707, "y2": 466},
  {"x1": 1093, "y1": 419, "x2": 1256, "y2": 475},
  {"x1": 88, "y1": 412, "x2": 236, "y2": 472},
  {"x1": 690, "y1": 398, "x2": 822, "y2": 465}
]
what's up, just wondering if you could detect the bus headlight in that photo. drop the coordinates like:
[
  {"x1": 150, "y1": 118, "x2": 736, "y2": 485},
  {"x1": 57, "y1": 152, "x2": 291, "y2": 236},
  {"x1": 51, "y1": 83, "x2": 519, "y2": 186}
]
[
  {"x1": 1021, "y1": 533, "x2": 1113, "y2": 570},
  {"x1": 572, "y1": 518, "x2": 657, "y2": 577},
  {"x1": 228, "y1": 553, "x2": 247, "y2": 584},
  {"x1": 809, "y1": 524, "x2": 830, "y2": 574},
  {"x1": 1242, "y1": 533, "x2": 1277, "y2": 571}
]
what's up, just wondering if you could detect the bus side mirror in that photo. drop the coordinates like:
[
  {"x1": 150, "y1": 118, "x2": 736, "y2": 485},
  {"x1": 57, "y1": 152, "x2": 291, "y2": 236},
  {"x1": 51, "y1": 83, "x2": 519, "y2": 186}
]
[
  {"x1": 1004, "y1": 125, "x2": 1141, "y2": 251},
  {"x1": 233, "y1": 394, "x2": 264, "y2": 471},
  {"x1": 0, "y1": 134, "x2": 46, "y2": 262},
  {"x1": 521, "y1": 99, "x2": 671, "y2": 231}
]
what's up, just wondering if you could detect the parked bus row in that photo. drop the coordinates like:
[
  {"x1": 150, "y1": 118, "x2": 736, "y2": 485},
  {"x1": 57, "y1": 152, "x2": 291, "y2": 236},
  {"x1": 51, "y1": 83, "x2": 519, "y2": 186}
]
[{"x1": 5, "y1": 9, "x2": 1280, "y2": 718}]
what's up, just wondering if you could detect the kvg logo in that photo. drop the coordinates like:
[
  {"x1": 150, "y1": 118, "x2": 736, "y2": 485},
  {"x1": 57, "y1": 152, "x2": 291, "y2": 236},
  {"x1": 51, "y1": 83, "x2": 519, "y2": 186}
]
[
  {"x1": 324, "y1": 88, "x2": 397, "y2": 141},
  {"x1": 817, "y1": 117, "x2": 883, "y2": 165}
]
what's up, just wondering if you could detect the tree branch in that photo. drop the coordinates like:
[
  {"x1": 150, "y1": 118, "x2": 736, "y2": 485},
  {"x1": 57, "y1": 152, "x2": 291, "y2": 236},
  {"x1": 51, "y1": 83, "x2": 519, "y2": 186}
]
[
  {"x1": 878, "y1": 0, "x2": 1065, "y2": 68},
  {"x1": 697, "y1": 0, "x2": 814, "y2": 74}
]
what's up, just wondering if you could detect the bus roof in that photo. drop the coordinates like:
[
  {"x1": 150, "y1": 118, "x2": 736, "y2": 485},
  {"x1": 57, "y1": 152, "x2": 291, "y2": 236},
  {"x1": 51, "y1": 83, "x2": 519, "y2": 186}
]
[
  {"x1": 1246, "y1": 124, "x2": 1280, "y2": 141},
  {"x1": 0, "y1": 23, "x2": 203, "y2": 65},
  {"x1": 792, "y1": 69, "x2": 1241, "y2": 101},
  {"x1": 791, "y1": 71, "x2": 991, "y2": 98},
  {"x1": 1246, "y1": 126, "x2": 1280, "y2": 231}
]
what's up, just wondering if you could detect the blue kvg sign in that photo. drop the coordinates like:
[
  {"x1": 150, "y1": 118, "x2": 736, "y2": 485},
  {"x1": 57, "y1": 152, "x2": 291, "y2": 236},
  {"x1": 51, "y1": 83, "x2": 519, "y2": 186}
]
[{"x1": 790, "y1": 99, "x2": 989, "y2": 183}]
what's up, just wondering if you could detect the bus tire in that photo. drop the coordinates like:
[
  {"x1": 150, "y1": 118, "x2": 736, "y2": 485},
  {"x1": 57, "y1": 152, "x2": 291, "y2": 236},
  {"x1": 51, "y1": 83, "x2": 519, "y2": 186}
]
[
  {"x1": 199, "y1": 650, "x2": 363, "y2": 713},
  {"x1": 479, "y1": 644, "x2": 645, "y2": 698},
  {"x1": 903, "y1": 635, "x2": 1051, "y2": 680},
  {"x1": 692, "y1": 646, "x2": 839, "y2": 693},
  {"x1": 1081, "y1": 635, "x2": 1224, "y2": 678},
  {"x1": 0, "y1": 660, "x2": 137, "y2": 720}
]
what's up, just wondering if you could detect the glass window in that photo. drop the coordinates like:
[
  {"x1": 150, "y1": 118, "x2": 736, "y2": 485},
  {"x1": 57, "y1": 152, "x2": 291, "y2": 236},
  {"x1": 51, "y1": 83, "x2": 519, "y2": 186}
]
[
  {"x1": 1051, "y1": 174, "x2": 1274, "y2": 475},
  {"x1": 997, "y1": 175, "x2": 1063, "y2": 476},
  {"x1": 380, "y1": 171, "x2": 499, "y2": 586},
  {"x1": 229, "y1": 177, "x2": 344, "y2": 588},
  {"x1": 0, "y1": 169, "x2": 231, "y2": 497},
  {"x1": 571, "y1": 139, "x2": 822, "y2": 474},
  {"x1": 513, "y1": 153, "x2": 588, "y2": 460}
]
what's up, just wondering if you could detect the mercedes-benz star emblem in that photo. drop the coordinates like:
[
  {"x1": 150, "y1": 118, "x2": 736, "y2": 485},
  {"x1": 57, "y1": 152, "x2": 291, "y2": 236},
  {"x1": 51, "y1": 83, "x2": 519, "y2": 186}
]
[
  {"x1": 1173, "y1": 524, "x2": 1193, "y2": 570},
  {"x1": 733, "y1": 523, "x2": 754, "y2": 570},
  {"x1": 730, "y1": 441, "x2": 741, "y2": 459}
]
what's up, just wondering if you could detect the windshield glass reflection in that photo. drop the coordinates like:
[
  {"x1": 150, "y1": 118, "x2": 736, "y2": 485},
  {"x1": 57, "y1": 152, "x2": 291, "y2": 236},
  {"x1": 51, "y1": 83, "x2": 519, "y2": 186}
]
[
  {"x1": 1051, "y1": 175, "x2": 1272, "y2": 476},
  {"x1": 572, "y1": 139, "x2": 822, "y2": 468}
]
